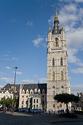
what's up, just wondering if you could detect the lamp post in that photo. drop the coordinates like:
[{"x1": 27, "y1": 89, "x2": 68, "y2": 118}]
[
  {"x1": 13, "y1": 66, "x2": 18, "y2": 111},
  {"x1": 14, "y1": 66, "x2": 18, "y2": 93}
]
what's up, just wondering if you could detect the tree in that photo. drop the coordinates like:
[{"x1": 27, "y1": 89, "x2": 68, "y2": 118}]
[
  {"x1": 0, "y1": 97, "x2": 19, "y2": 110},
  {"x1": 10, "y1": 96, "x2": 19, "y2": 111},
  {"x1": 54, "y1": 93, "x2": 79, "y2": 113},
  {"x1": 0, "y1": 97, "x2": 13, "y2": 110},
  {"x1": 0, "y1": 97, "x2": 6, "y2": 107}
]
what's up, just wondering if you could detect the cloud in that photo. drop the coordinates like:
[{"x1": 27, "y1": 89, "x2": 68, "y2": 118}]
[
  {"x1": 38, "y1": 77, "x2": 47, "y2": 83},
  {"x1": 67, "y1": 27, "x2": 83, "y2": 48},
  {"x1": 11, "y1": 57, "x2": 18, "y2": 61},
  {"x1": 57, "y1": 3, "x2": 83, "y2": 46},
  {"x1": 5, "y1": 66, "x2": 23, "y2": 75},
  {"x1": 48, "y1": 4, "x2": 79, "y2": 28},
  {"x1": 0, "y1": 76, "x2": 13, "y2": 82},
  {"x1": 59, "y1": 0, "x2": 83, "y2": 3},
  {"x1": 68, "y1": 48, "x2": 78, "y2": 64},
  {"x1": 0, "y1": 85, "x2": 4, "y2": 88},
  {"x1": 59, "y1": 4, "x2": 79, "y2": 26},
  {"x1": 68, "y1": 48, "x2": 83, "y2": 66},
  {"x1": 32, "y1": 35, "x2": 44, "y2": 47},
  {"x1": 57, "y1": 3, "x2": 83, "y2": 66},
  {"x1": 0, "y1": 54, "x2": 18, "y2": 62},
  {"x1": 71, "y1": 84, "x2": 83, "y2": 94},
  {"x1": 71, "y1": 67, "x2": 83, "y2": 74},
  {"x1": 22, "y1": 77, "x2": 47, "y2": 84},
  {"x1": 5, "y1": 66, "x2": 11, "y2": 70},
  {"x1": 16, "y1": 71, "x2": 22, "y2": 75},
  {"x1": 22, "y1": 79, "x2": 35, "y2": 83},
  {"x1": 22, "y1": 75, "x2": 47, "y2": 84},
  {"x1": 74, "y1": 0, "x2": 83, "y2": 2},
  {"x1": 48, "y1": 16, "x2": 53, "y2": 26}
]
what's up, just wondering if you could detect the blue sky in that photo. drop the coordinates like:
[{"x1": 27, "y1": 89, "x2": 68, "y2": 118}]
[{"x1": 0, "y1": 0, "x2": 83, "y2": 93}]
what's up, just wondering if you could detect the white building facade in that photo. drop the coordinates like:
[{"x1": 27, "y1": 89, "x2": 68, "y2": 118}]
[
  {"x1": 1, "y1": 83, "x2": 47, "y2": 111},
  {"x1": 19, "y1": 84, "x2": 47, "y2": 111},
  {"x1": 0, "y1": 90, "x2": 13, "y2": 100},
  {"x1": 47, "y1": 15, "x2": 70, "y2": 112}
]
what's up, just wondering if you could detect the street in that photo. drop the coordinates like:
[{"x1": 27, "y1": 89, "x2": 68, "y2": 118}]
[{"x1": 0, "y1": 112, "x2": 83, "y2": 125}]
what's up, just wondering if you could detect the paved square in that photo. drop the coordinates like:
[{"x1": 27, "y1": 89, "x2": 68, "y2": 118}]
[{"x1": 0, "y1": 112, "x2": 83, "y2": 125}]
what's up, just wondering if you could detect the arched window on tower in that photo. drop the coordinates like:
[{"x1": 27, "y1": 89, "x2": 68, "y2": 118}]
[
  {"x1": 53, "y1": 71, "x2": 55, "y2": 81},
  {"x1": 60, "y1": 57, "x2": 63, "y2": 66},
  {"x1": 55, "y1": 38, "x2": 59, "y2": 47},
  {"x1": 61, "y1": 71, "x2": 64, "y2": 80},
  {"x1": 52, "y1": 58, "x2": 55, "y2": 66}
]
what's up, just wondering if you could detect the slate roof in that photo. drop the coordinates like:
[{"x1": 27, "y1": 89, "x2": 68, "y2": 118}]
[
  {"x1": 2, "y1": 83, "x2": 20, "y2": 93},
  {"x1": 2, "y1": 83, "x2": 47, "y2": 94},
  {"x1": 22, "y1": 83, "x2": 47, "y2": 94}
]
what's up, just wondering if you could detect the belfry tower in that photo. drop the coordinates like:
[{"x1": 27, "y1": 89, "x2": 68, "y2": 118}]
[{"x1": 47, "y1": 15, "x2": 70, "y2": 112}]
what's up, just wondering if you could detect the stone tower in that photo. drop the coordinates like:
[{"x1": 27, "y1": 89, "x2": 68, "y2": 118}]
[{"x1": 47, "y1": 15, "x2": 70, "y2": 112}]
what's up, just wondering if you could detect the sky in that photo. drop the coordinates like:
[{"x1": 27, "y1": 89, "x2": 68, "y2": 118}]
[{"x1": 0, "y1": 0, "x2": 83, "y2": 93}]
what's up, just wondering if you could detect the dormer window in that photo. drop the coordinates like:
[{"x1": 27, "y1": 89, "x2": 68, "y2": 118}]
[
  {"x1": 22, "y1": 89, "x2": 25, "y2": 94},
  {"x1": 34, "y1": 88, "x2": 37, "y2": 93},
  {"x1": 26, "y1": 89, "x2": 29, "y2": 94},
  {"x1": 30, "y1": 89, "x2": 33, "y2": 94},
  {"x1": 38, "y1": 89, "x2": 40, "y2": 94}
]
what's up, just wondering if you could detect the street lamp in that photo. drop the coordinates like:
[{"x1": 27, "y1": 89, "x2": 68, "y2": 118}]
[
  {"x1": 14, "y1": 66, "x2": 18, "y2": 93},
  {"x1": 13, "y1": 66, "x2": 18, "y2": 111}
]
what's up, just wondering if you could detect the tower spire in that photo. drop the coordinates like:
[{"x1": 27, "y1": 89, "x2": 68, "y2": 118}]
[{"x1": 52, "y1": 9, "x2": 59, "y2": 34}]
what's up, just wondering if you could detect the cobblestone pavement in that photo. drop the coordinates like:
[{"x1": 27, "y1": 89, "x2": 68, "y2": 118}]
[{"x1": 0, "y1": 112, "x2": 83, "y2": 125}]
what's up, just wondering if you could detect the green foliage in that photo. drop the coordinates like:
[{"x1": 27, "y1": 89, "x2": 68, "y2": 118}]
[
  {"x1": 54, "y1": 93, "x2": 79, "y2": 104},
  {"x1": 0, "y1": 97, "x2": 18, "y2": 108},
  {"x1": 54, "y1": 93, "x2": 80, "y2": 113},
  {"x1": 0, "y1": 97, "x2": 11, "y2": 107}
]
